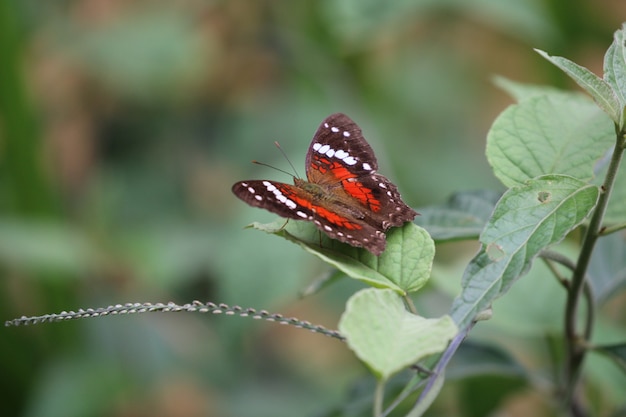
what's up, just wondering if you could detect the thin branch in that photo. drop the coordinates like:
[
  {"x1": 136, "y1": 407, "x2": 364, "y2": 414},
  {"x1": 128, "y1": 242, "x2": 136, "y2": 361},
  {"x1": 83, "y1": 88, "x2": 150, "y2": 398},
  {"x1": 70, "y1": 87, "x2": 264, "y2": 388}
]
[
  {"x1": 540, "y1": 250, "x2": 575, "y2": 289},
  {"x1": 414, "y1": 321, "x2": 473, "y2": 404},
  {"x1": 599, "y1": 221, "x2": 626, "y2": 236},
  {"x1": 578, "y1": 284, "x2": 596, "y2": 338},
  {"x1": 540, "y1": 249, "x2": 577, "y2": 271},
  {"x1": 540, "y1": 249, "x2": 596, "y2": 399},
  {"x1": 563, "y1": 126, "x2": 626, "y2": 409}
]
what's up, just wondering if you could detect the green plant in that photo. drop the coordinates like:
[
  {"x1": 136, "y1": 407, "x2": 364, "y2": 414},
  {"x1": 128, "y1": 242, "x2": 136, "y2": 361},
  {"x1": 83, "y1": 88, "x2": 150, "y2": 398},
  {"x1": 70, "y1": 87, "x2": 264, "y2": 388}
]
[{"x1": 7, "y1": 22, "x2": 626, "y2": 417}]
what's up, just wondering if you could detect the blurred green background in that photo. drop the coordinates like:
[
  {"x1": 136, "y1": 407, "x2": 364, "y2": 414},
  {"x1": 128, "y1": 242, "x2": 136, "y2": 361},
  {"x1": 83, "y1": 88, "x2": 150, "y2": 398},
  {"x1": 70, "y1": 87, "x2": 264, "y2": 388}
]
[{"x1": 1, "y1": 1, "x2": 624, "y2": 416}]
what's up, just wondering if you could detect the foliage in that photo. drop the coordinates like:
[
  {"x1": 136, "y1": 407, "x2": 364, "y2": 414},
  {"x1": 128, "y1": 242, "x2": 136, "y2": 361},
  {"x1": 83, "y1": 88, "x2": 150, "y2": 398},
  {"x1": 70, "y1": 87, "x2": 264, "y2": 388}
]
[
  {"x1": 2, "y1": 2, "x2": 626, "y2": 417},
  {"x1": 232, "y1": 24, "x2": 626, "y2": 416}
]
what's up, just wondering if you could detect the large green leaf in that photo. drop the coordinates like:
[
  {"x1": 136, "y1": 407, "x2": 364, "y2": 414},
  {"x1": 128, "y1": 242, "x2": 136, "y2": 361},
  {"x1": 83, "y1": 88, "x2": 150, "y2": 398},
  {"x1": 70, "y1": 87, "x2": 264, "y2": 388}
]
[
  {"x1": 339, "y1": 288, "x2": 457, "y2": 381},
  {"x1": 536, "y1": 49, "x2": 622, "y2": 125},
  {"x1": 451, "y1": 175, "x2": 599, "y2": 328},
  {"x1": 486, "y1": 92, "x2": 614, "y2": 187},
  {"x1": 414, "y1": 190, "x2": 501, "y2": 242},
  {"x1": 249, "y1": 220, "x2": 434, "y2": 294}
]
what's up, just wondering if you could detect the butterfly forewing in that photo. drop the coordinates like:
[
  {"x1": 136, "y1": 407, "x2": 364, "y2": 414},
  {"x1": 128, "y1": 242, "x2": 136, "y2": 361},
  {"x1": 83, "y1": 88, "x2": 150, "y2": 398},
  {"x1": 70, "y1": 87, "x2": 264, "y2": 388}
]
[
  {"x1": 305, "y1": 113, "x2": 416, "y2": 227},
  {"x1": 305, "y1": 113, "x2": 378, "y2": 182},
  {"x1": 232, "y1": 180, "x2": 316, "y2": 221},
  {"x1": 232, "y1": 179, "x2": 388, "y2": 253}
]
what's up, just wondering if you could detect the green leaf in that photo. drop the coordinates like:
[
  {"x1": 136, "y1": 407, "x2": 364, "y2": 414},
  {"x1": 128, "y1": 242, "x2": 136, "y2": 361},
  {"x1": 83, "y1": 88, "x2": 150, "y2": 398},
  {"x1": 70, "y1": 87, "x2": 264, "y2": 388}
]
[
  {"x1": 592, "y1": 342, "x2": 626, "y2": 373},
  {"x1": 448, "y1": 341, "x2": 527, "y2": 379},
  {"x1": 493, "y1": 76, "x2": 572, "y2": 102},
  {"x1": 601, "y1": 156, "x2": 626, "y2": 225},
  {"x1": 589, "y1": 232, "x2": 626, "y2": 303},
  {"x1": 484, "y1": 246, "x2": 572, "y2": 336},
  {"x1": 338, "y1": 288, "x2": 457, "y2": 381},
  {"x1": 414, "y1": 190, "x2": 501, "y2": 242},
  {"x1": 451, "y1": 175, "x2": 599, "y2": 328},
  {"x1": 604, "y1": 24, "x2": 626, "y2": 111},
  {"x1": 486, "y1": 92, "x2": 615, "y2": 187},
  {"x1": 535, "y1": 49, "x2": 622, "y2": 125},
  {"x1": 298, "y1": 268, "x2": 345, "y2": 298},
  {"x1": 249, "y1": 220, "x2": 434, "y2": 294}
]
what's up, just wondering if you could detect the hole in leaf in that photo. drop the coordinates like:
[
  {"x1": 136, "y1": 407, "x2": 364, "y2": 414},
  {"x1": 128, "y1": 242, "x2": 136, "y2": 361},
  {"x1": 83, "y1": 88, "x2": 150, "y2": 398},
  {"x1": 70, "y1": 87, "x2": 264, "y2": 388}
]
[
  {"x1": 537, "y1": 191, "x2": 551, "y2": 203},
  {"x1": 486, "y1": 243, "x2": 506, "y2": 261}
]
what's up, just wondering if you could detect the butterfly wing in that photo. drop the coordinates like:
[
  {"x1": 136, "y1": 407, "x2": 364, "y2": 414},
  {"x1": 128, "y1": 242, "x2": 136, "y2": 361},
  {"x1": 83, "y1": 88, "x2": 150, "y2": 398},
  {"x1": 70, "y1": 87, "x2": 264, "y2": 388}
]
[
  {"x1": 305, "y1": 113, "x2": 378, "y2": 181},
  {"x1": 305, "y1": 113, "x2": 417, "y2": 229},
  {"x1": 232, "y1": 179, "x2": 387, "y2": 254},
  {"x1": 232, "y1": 180, "x2": 315, "y2": 221}
]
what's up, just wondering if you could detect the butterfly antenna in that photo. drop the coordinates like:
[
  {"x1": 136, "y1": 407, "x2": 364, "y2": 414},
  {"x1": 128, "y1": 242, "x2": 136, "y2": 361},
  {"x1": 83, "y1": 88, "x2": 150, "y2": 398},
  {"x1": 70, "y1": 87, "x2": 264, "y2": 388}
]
[
  {"x1": 274, "y1": 141, "x2": 302, "y2": 179},
  {"x1": 251, "y1": 161, "x2": 295, "y2": 178}
]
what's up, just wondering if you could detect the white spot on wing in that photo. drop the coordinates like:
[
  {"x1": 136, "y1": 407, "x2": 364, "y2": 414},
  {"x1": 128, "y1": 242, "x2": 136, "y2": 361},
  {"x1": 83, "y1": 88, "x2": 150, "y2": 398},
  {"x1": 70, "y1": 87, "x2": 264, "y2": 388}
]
[
  {"x1": 247, "y1": 187, "x2": 255, "y2": 193},
  {"x1": 324, "y1": 123, "x2": 329, "y2": 128},
  {"x1": 343, "y1": 156, "x2": 357, "y2": 165},
  {"x1": 379, "y1": 183, "x2": 387, "y2": 189},
  {"x1": 362, "y1": 163, "x2": 372, "y2": 171},
  {"x1": 318, "y1": 144, "x2": 330, "y2": 154},
  {"x1": 312, "y1": 143, "x2": 322, "y2": 151},
  {"x1": 331, "y1": 127, "x2": 339, "y2": 133},
  {"x1": 254, "y1": 195, "x2": 263, "y2": 201},
  {"x1": 285, "y1": 199, "x2": 297, "y2": 209},
  {"x1": 324, "y1": 225, "x2": 332, "y2": 231},
  {"x1": 343, "y1": 131, "x2": 350, "y2": 137},
  {"x1": 296, "y1": 211, "x2": 308, "y2": 218},
  {"x1": 335, "y1": 150, "x2": 348, "y2": 159},
  {"x1": 326, "y1": 149, "x2": 335, "y2": 157}
]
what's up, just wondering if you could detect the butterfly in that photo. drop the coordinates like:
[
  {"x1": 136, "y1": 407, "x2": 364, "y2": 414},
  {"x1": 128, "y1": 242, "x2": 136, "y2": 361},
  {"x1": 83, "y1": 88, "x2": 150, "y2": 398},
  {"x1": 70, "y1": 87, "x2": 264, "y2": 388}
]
[{"x1": 232, "y1": 113, "x2": 417, "y2": 255}]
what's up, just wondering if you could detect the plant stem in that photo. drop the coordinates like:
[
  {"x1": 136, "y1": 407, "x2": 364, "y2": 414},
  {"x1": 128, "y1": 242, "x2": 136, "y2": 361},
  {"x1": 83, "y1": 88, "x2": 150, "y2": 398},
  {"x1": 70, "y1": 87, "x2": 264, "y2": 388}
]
[
  {"x1": 598, "y1": 221, "x2": 626, "y2": 235},
  {"x1": 541, "y1": 250, "x2": 575, "y2": 288},
  {"x1": 562, "y1": 127, "x2": 625, "y2": 409},
  {"x1": 374, "y1": 379, "x2": 385, "y2": 417},
  {"x1": 403, "y1": 295, "x2": 418, "y2": 315}
]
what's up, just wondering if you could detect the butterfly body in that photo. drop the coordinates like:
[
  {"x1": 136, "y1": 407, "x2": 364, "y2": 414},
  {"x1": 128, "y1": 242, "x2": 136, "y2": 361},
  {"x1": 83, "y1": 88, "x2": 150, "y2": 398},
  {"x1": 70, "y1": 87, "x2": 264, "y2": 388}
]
[{"x1": 232, "y1": 113, "x2": 417, "y2": 255}]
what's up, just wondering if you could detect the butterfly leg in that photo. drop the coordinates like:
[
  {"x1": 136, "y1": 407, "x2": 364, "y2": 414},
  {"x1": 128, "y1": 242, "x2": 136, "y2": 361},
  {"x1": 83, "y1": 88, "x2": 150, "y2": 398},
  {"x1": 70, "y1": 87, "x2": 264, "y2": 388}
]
[{"x1": 277, "y1": 218, "x2": 290, "y2": 231}]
